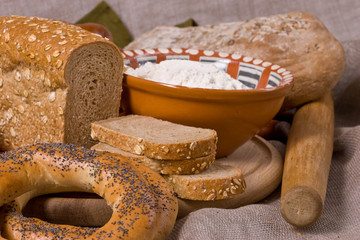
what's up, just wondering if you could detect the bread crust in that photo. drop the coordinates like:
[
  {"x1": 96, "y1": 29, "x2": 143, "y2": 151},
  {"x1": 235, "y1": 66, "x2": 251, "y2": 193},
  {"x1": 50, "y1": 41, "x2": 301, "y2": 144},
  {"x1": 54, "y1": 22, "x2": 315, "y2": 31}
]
[
  {"x1": 0, "y1": 16, "x2": 123, "y2": 151},
  {"x1": 0, "y1": 143, "x2": 178, "y2": 240},
  {"x1": 92, "y1": 142, "x2": 216, "y2": 175},
  {"x1": 125, "y1": 11, "x2": 345, "y2": 110}
]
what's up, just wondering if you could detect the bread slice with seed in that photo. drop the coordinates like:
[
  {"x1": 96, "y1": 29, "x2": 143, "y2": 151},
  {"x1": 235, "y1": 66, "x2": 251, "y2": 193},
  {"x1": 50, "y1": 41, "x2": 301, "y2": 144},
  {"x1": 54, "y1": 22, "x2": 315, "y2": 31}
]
[
  {"x1": 164, "y1": 162, "x2": 246, "y2": 201},
  {"x1": 91, "y1": 115, "x2": 218, "y2": 160},
  {"x1": 0, "y1": 16, "x2": 123, "y2": 150},
  {"x1": 91, "y1": 142, "x2": 216, "y2": 175}
]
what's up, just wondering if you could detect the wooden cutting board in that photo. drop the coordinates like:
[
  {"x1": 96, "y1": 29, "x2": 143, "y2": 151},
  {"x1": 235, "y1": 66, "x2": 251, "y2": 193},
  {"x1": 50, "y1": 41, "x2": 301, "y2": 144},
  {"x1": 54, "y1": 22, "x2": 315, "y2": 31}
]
[
  {"x1": 22, "y1": 135, "x2": 283, "y2": 226},
  {"x1": 177, "y1": 135, "x2": 283, "y2": 217}
]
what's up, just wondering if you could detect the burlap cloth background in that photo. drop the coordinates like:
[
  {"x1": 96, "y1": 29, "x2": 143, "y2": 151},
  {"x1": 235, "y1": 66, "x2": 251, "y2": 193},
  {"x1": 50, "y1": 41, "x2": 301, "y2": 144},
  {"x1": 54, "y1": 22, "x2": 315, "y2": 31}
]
[{"x1": 1, "y1": 0, "x2": 360, "y2": 239}]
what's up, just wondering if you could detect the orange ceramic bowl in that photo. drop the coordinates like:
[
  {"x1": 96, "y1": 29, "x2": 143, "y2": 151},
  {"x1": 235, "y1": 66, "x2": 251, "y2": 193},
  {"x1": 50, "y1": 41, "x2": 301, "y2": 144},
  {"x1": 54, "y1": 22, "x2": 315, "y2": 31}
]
[{"x1": 120, "y1": 48, "x2": 293, "y2": 158}]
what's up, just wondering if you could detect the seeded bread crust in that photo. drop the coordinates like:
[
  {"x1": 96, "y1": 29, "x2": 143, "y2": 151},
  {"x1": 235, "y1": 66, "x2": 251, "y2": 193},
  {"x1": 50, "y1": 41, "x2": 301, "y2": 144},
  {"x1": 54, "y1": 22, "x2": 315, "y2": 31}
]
[
  {"x1": 0, "y1": 16, "x2": 124, "y2": 150},
  {"x1": 164, "y1": 162, "x2": 246, "y2": 201},
  {"x1": 91, "y1": 115, "x2": 218, "y2": 160},
  {"x1": 125, "y1": 11, "x2": 345, "y2": 110},
  {"x1": 92, "y1": 142, "x2": 216, "y2": 175}
]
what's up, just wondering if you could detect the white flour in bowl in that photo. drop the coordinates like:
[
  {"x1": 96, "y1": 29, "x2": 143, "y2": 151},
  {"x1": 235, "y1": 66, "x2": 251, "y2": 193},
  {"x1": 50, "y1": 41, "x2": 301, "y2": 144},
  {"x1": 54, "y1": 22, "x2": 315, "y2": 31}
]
[{"x1": 125, "y1": 60, "x2": 247, "y2": 90}]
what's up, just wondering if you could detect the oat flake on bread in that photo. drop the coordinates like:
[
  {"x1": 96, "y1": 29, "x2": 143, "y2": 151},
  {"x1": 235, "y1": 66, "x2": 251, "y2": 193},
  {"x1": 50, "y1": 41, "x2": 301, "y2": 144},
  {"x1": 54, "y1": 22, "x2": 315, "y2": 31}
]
[{"x1": 125, "y1": 60, "x2": 248, "y2": 90}]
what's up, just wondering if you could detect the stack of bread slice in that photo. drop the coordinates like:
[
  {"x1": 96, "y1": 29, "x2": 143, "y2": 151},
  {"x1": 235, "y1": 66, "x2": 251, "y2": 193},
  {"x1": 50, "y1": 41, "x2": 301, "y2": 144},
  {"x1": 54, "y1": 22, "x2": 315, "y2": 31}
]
[{"x1": 91, "y1": 114, "x2": 246, "y2": 201}]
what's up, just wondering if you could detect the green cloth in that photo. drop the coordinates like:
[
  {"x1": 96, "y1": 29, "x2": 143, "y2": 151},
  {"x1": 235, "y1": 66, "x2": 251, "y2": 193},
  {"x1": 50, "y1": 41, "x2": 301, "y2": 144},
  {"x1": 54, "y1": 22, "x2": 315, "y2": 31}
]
[
  {"x1": 76, "y1": 1, "x2": 132, "y2": 48},
  {"x1": 77, "y1": 1, "x2": 198, "y2": 48},
  {"x1": 176, "y1": 18, "x2": 198, "y2": 28}
]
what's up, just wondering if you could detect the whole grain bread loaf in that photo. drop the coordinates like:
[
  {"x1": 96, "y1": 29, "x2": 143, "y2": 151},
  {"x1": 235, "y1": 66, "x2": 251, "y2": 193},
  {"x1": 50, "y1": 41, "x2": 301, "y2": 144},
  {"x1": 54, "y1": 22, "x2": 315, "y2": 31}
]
[
  {"x1": 125, "y1": 11, "x2": 345, "y2": 110},
  {"x1": 91, "y1": 142, "x2": 216, "y2": 175},
  {"x1": 0, "y1": 16, "x2": 124, "y2": 150},
  {"x1": 91, "y1": 115, "x2": 217, "y2": 160}
]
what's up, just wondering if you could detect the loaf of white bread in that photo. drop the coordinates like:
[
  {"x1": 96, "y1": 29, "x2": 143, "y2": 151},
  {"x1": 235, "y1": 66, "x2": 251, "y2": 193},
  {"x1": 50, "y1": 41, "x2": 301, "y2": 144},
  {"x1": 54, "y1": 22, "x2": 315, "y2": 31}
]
[
  {"x1": 91, "y1": 115, "x2": 246, "y2": 201},
  {"x1": 0, "y1": 16, "x2": 124, "y2": 151},
  {"x1": 125, "y1": 11, "x2": 345, "y2": 110}
]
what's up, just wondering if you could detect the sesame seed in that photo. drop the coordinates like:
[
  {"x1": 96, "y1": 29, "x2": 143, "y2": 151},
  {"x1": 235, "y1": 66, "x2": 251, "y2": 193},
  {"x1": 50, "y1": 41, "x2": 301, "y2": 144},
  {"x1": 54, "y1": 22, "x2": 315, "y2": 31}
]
[
  {"x1": 49, "y1": 92, "x2": 56, "y2": 102},
  {"x1": 200, "y1": 162, "x2": 207, "y2": 170},
  {"x1": 53, "y1": 29, "x2": 62, "y2": 35},
  {"x1": 44, "y1": 44, "x2": 52, "y2": 51},
  {"x1": 16, "y1": 43, "x2": 22, "y2": 51},
  {"x1": 4, "y1": 138, "x2": 11, "y2": 146},
  {"x1": 44, "y1": 78, "x2": 51, "y2": 87},
  {"x1": 4, "y1": 32, "x2": 10, "y2": 43},
  {"x1": 24, "y1": 68, "x2": 30, "y2": 80},
  {"x1": 207, "y1": 192, "x2": 216, "y2": 201},
  {"x1": 223, "y1": 191, "x2": 228, "y2": 198},
  {"x1": 14, "y1": 71, "x2": 21, "y2": 82},
  {"x1": 53, "y1": 50, "x2": 60, "y2": 57},
  {"x1": 55, "y1": 59, "x2": 63, "y2": 69},
  {"x1": 189, "y1": 142, "x2": 196, "y2": 150},
  {"x1": 58, "y1": 40, "x2": 67, "y2": 45},
  {"x1": 39, "y1": 70, "x2": 45, "y2": 81},
  {"x1": 28, "y1": 34, "x2": 37, "y2": 42},
  {"x1": 161, "y1": 146, "x2": 169, "y2": 154},
  {"x1": 134, "y1": 145, "x2": 145, "y2": 155},
  {"x1": 232, "y1": 178, "x2": 242, "y2": 186},
  {"x1": 41, "y1": 116, "x2": 48, "y2": 123},
  {"x1": 46, "y1": 54, "x2": 51, "y2": 63},
  {"x1": 10, "y1": 127, "x2": 16, "y2": 137},
  {"x1": 18, "y1": 105, "x2": 25, "y2": 113},
  {"x1": 57, "y1": 107, "x2": 64, "y2": 115}
]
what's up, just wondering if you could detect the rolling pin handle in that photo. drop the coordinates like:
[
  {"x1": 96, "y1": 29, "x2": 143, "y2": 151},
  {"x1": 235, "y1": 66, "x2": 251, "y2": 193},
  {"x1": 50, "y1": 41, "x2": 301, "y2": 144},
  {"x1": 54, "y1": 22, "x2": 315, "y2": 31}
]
[{"x1": 281, "y1": 186, "x2": 323, "y2": 227}]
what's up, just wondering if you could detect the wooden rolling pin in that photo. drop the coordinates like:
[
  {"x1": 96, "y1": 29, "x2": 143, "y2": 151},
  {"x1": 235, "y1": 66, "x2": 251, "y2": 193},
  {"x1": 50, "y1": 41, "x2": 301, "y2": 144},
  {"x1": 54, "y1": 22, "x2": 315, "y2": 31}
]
[{"x1": 280, "y1": 91, "x2": 334, "y2": 227}]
